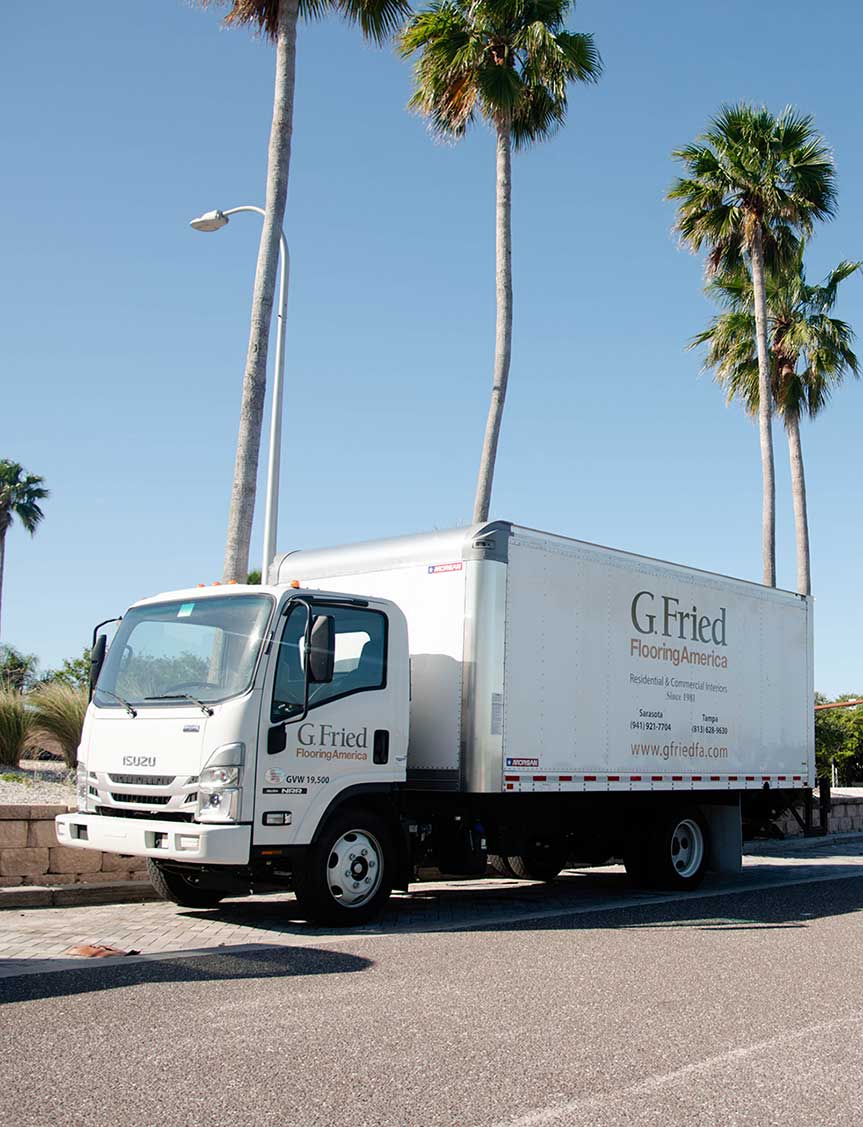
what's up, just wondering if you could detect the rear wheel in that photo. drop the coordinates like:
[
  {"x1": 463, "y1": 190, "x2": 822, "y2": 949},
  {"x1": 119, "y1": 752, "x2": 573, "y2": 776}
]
[
  {"x1": 505, "y1": 836, "x2": 569, "y2": 882},
  {"x1": 292, "y1": 809, "x2": 394, "y2": 927},
  {"x1": 488, "y1": 854, "x2": 517, "y2": 877},
  {"x1": 147, "y1": 860, "x2": 226, "y2": 909},
  {"x1": 646, "y1": 808, "x2": 708, "y2": 889}
]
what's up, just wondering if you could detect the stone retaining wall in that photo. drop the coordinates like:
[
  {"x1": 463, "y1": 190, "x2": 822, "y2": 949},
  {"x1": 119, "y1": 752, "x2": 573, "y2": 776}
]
[
  {"x1": 0, "y1": 805, "x2": 149, "y2": 887},
  {"x1": 773, "y1": 793, "x2": 863, "y2": 837}
]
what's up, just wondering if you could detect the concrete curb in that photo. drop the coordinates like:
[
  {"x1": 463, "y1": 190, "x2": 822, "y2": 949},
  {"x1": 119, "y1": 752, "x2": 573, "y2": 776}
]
[{"x1": 0, "y1": 880, "x2": 159, "y2": 910}]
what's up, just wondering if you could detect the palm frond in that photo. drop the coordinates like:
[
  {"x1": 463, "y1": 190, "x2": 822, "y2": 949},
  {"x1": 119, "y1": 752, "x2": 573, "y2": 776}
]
[
  {"x1": 669, "y1": 102, "x2": 837, "y2": 284},
  {"x1": 401, "y1": 0, "x2": 599, "y2": 146},
  {"x1": 694, "y1": 247, "x2": 860, "y2": 423},
  {"x1": 0, "y1": 461, "x2": 49, "y2": 537},
  {"x1": 213, "y1": 0, "x2": 410, "y2": 44}
]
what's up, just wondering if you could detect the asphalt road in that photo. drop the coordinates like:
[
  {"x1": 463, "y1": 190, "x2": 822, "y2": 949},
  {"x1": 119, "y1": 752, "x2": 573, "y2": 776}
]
[{"x1": 2, "y1": 865, "x2": 863, "y2": 1127}]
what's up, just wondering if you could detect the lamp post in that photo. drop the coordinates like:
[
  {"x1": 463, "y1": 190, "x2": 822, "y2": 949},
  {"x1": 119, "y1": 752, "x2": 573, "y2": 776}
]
[{"x1": 190, "y1": 206, "x2": 289, "y2": 583}]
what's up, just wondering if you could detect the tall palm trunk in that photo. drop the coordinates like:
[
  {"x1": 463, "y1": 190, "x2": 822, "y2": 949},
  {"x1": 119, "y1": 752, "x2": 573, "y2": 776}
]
[
  {"x1": 786, "y1": 411, "x2": 811, "y2": 596},
  {"x1": 222, "y1": 0, "x2": 299, "y2": 582},
  {"x1": 0, "y1": 522, "x2": 6, "y2": 639},
  {"x1": 749, "y1": 223, "x2": 776, "y2": 587},
  {"x1": 473, "y1": 122, "x2": 513, "y2": 524}
]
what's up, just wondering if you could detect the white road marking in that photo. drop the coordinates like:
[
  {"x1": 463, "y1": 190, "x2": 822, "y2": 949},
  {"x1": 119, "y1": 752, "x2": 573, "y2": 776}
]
[{"x1": 496, "y1": 1013, "x2": 863, "y2": 1127}]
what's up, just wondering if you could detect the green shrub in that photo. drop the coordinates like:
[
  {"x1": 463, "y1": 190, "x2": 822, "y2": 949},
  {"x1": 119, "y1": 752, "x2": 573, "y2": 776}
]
[
  {"x1": 0, "y1": 689, "x2": 32, "y2": 767},
  {"x1": 28, "y1": 683, "x2": 88, "y2": 767}
]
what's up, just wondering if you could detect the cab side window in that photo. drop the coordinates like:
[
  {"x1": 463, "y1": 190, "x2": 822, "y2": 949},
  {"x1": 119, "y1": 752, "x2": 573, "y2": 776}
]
[{"x1": 271, "y1": 603, "x2": 387, "y2": 721}]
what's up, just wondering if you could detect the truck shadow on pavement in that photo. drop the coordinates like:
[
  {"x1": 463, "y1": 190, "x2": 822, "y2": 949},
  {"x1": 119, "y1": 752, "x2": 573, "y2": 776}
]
[
  {"x1": 0, "y1": 945, "x2": 372, "y2": 1004},
  {"x1": 169, "y1": 864, "x2": 863, "y2": 940}
]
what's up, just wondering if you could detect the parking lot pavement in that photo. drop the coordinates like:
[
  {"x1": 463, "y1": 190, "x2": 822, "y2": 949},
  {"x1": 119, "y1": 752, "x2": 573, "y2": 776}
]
[
  {"x1": 3, "y1": 868, "x2": 863, "y2": 1127},
  {"x1": 1, "y1": 835, "x2": 862, "y2": 976}
]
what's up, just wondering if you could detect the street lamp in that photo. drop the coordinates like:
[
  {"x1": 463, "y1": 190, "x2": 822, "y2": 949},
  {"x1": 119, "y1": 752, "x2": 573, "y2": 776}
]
[{"x1": 190, "y1": 206, "x2": 289, "y2": 583}]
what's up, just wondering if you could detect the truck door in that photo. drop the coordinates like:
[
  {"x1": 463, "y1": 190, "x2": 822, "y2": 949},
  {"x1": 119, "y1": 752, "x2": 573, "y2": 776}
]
[{"x1": 254, "y1": 599, "x2": 403, "y2": 846}]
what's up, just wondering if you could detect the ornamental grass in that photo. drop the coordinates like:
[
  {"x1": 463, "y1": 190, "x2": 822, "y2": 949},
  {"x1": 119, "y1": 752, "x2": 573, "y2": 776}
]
[
  {"x1": 28, "y1": 683, "x2": 87, "y2": 767},
  {"x1": 0, "y1": 689, "x2": 32, "y2": 767}
]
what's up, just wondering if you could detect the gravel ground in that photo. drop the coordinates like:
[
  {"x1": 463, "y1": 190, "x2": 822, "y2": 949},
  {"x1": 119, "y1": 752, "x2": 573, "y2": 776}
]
[{"x1": 0, "y1": 759, "x2": 74, "y2": 805}]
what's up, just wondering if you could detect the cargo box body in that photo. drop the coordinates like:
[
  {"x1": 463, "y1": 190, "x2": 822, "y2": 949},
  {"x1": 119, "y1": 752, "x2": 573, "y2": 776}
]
[{"x1": 273, "y1": 522, "x2": 814, "y2": 798}]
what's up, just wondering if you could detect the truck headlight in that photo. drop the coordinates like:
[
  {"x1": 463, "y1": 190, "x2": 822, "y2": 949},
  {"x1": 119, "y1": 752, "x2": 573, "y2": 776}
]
[
  {"x1": 197, "y1": 787, "x2": 241, "y2": 822},
  {"x1": 199, "y1": 765, "x2": 240, "y2": 788},
  {"x1": 196, "y1": 743, "x2": 244, "y2": 824},
  {"x1": 76, "y1": 765, "x2": 90, "y2": 813}
]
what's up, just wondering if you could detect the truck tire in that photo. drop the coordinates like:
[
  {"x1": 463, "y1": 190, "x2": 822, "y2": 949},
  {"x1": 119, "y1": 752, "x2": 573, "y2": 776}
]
[
  {"x1": 645, "y1": 808, "x2": 708, "y2": 890},
  {"x1": 505, "y1": 836, "x2": 569, "y2": 882},
  {"x1": 147, "y1": 859, "x2": 226, "y2": 909},
  {"x1": 488, "y1": 854, "x2": 517, "y2": 877},
  {"x1": 292, "y1": 809, "x2": 394, "y2": 927}
]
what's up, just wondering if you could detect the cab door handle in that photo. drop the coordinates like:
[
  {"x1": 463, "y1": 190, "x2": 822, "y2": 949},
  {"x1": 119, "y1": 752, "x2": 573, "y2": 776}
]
[
  {"x1": 373, "y1": 730, "x2": 389, "y2": 765},
  {"x1": 267, "y1": 725, "x2": 287, "y2": 756}
]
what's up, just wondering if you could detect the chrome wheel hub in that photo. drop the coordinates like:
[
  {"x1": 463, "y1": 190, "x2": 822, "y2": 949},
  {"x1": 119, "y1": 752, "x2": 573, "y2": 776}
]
[
  {"x1": 327, "y1": 829, "x2": 383, "y2": 908},
  {"x1": 670, "y1": 818, "x2": 704, "y2": 878}
]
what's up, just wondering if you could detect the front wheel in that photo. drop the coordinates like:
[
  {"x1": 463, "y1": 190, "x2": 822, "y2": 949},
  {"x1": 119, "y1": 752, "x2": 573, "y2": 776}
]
[
  {"x1": 147, "y1": 860, "x2": 226, "y2": 908},
  {"x1": 292, "y1": 809, "x2": 394, "y2": 927}
]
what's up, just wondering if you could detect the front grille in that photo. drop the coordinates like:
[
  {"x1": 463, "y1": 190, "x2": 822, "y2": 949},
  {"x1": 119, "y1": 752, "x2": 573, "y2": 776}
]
[
  {"x1": 110, "y1": 793, "x2": 171, "y2": 805},
  {"x1": 96, "y1": 806, "x2": 194, "y2": 822},
  {"x1": 108, "y1": 774, "x2": 175, "y2": 786}
]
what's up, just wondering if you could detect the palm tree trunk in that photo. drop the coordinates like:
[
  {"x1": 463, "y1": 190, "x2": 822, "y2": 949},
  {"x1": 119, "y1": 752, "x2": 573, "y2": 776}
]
[
  {"x1": 222, "y1": 0, "x2": 299, "y2": 582},
  {"x1": 786, "y1": 412, "x2": 811, "y2": 596},
  {"x1": 472, "y1": 122, "x2": 513, "y2": 524},
  {"x1": 750, "y1": 224, "x2": 776, "y2": 587},
  {"x1": 0, "y1": 523, "x2": 6, "y2": 639}
]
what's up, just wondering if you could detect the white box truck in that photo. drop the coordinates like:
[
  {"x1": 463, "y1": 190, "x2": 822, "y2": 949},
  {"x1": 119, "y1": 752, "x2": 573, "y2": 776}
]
[{"x1": 56, "y1": 522, "x2": 814, "y2": 925}]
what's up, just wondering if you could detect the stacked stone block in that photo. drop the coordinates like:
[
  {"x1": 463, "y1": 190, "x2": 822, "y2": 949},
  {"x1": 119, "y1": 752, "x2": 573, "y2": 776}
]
[
  {"x1": 774, "y1": 794, "x2": 863, "y2": 837},
  {"x1": 0, "y1": 805, "x2": 149, "y2": 887}
]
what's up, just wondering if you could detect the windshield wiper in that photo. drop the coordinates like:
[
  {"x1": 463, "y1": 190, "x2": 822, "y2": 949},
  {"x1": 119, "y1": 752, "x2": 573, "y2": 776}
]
[
  {"x1": 145, "y1": 693, "x2": 214, "y2": 717},
  {"x1": 97, "y1": 689, "x2": 138, "y2": 718}
]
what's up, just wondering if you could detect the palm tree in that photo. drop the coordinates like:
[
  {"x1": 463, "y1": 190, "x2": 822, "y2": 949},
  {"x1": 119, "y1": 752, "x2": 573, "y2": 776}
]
[
  {"x1": 668, "y1": 104, "x2": 836, "y2": 587},
  {"x1": 692, "y1": 250, "x2": 860, "y2": 595},
  {"x1": 0, "y1": 461, "x2": 49, "y2": 638},
  {"x1": 400, "y1": 0, "x2": 600, "y2": 522},
  {"x1": 208, "y1": 0, "x2": 409, "y2": 581}
]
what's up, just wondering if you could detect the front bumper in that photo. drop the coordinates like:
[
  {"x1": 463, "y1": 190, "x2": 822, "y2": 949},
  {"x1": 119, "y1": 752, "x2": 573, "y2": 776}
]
[{"x1": 55, "y1": 813, "x2": 251, "y2": 866}]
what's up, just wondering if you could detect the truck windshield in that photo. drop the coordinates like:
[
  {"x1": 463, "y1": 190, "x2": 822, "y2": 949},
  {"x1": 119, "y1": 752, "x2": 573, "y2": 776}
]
[{"x1": 94, "y1": 594, "x2": 274, "y2": 707}]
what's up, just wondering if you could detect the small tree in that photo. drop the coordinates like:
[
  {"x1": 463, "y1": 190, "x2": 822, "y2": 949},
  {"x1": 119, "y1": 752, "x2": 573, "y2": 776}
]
[
  {"x1": 815, "y1": 695, "x2": 863, "y2": 784},
  {"x1": 0, "y1": 644, "x2": 39, "y2": 692},
  {"x1": 44, "y1": 649, "x2": 91, "y2": 691}
]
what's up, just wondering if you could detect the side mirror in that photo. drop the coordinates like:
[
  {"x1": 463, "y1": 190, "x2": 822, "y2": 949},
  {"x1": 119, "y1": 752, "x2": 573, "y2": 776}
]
[
  {"x1": 89, "y1": 634, "x2": 108, "y2": 700},
  {"x1": 307, "y1": 615, "x2": 335, "y2": 684}
]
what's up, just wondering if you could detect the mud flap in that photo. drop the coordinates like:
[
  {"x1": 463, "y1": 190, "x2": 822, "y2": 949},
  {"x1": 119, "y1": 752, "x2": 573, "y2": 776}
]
[{"x1": 699, "y1": 798, "x2": 742, "y2": 874}]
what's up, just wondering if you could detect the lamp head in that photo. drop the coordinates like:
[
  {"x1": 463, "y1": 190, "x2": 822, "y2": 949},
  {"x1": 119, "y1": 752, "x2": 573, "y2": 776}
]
[{"x1": 189, "y1": 209, "x2": 229, "y2": 233}]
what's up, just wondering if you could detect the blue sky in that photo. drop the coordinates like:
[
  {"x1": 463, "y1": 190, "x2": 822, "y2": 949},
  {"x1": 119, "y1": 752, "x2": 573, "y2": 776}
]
[{"x1": 2, "y1": 0, "x2": 861, "y2": 694}]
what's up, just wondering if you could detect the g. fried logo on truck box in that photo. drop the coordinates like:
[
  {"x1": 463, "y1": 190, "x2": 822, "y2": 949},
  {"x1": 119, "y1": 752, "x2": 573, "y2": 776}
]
[{"x1": 631, "y1": 590, "x2": 727, "y2": 646}]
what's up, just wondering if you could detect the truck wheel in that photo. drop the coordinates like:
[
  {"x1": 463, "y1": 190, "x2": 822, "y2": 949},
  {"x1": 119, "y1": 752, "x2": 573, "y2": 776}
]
[
  {"x1": 488, "y1": 854, "x2": 517, "y2": 877},
  {"x1": 506, "y1": 837, "x2": 568, "y2": 882},
  {"x1": 292, "y1": 809, "x2": 394, "y2": 927},
  {"x1": 646, "y1": 808, "x2": 708, "y2": 889},
  {"x1": 147, "y1": 860, "x2": 226, "y2": 909}
]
